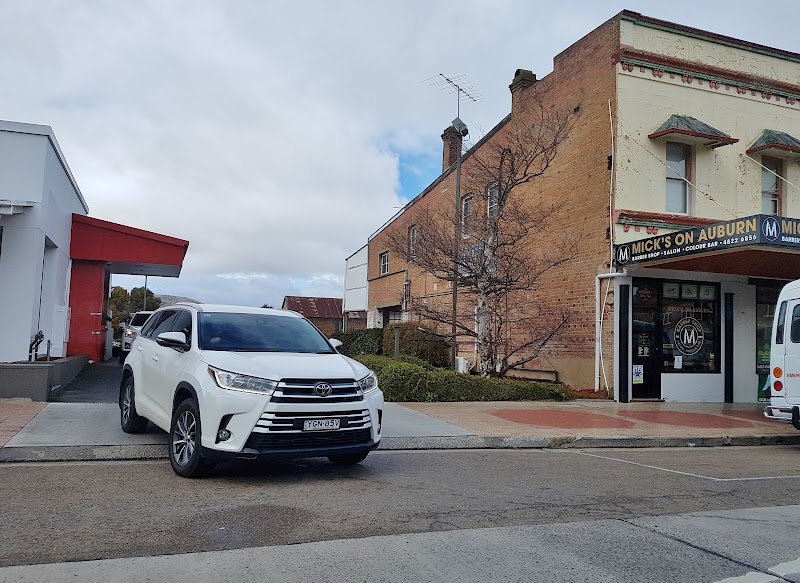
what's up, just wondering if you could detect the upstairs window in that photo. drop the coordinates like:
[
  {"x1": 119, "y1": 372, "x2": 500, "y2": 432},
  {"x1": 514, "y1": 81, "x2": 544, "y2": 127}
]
[
  {"x1": 408, "y1": 225, "x2": 417, "y2": 261},
  {"x1": 487, "y1": 184, "x2": 499, "y2": 224},
  {"x1": 666, "y1": 142, "x2": 691, "y2": 214},
  {"x1": 461, "y1": 195, "x2": 473, "y2": 237},
  {"x1": 762, "y1": 157, "x2": 783, "y2": 216},
  {"x1": 379, "y1": 251, "x2": 389, "y2": 275}
]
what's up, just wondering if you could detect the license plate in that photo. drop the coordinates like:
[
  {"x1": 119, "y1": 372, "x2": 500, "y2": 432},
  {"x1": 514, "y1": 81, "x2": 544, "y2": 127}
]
[{"x1": 303, "y1": 419, "x2": 340, "y2": 431}]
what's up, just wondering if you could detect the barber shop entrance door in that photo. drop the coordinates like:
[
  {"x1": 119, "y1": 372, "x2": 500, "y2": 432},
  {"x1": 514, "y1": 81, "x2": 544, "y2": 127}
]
[{"x1": 632, "y1": 279, "x2": 661, "y2": 399}]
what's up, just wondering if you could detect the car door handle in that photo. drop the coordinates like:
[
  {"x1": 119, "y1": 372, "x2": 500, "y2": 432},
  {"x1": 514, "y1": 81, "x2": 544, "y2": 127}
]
[
  {"x1": 152, "y1": 355, "x2": 159, "y2": 362},
  {"x1": 138, "y1": 346, "x2": 143, "y2": 352}
]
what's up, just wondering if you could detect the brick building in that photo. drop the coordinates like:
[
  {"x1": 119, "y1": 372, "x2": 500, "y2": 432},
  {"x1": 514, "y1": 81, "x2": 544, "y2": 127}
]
[
  {"x1": 281, "y1": 296, "x2": 343, "y2": 337},
  {"x1": 356, "y1": 11, "x2": 800, "y2": 403}
]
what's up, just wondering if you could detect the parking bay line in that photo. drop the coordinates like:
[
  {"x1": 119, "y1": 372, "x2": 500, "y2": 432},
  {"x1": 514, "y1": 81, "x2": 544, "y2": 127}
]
[{"x1": 553, "y1": 450, "x2": 800, "y2": 482}]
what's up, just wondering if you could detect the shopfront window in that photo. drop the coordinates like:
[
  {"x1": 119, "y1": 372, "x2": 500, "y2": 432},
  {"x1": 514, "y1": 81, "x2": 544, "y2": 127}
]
[
  {"x1": 756, "y1": 285, "x2": 781, "y2": 402},
  {"x1": 660, "y1": 282, "x2": 719, "y2": 373}
]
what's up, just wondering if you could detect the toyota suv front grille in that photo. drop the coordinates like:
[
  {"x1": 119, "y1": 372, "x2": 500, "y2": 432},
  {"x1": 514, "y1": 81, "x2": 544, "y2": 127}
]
[{"x1": 269, "y1": 378, "x2": 363, "y2": 403}]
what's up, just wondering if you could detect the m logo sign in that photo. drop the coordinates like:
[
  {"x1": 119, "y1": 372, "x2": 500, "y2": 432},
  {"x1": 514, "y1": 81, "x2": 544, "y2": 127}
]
[
  {"x1": 762, "y1": 216, "x2": 780, "y2": 241},
  {"x1": 616, "y1": 245, "x2": 631, "y2": 265},
  {"x1": 674, "y1": 317, "x2": 704, "y2": 355}
]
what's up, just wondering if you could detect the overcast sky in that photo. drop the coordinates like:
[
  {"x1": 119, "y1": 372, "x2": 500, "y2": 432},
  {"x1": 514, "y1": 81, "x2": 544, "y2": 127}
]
[{"x1": 2, "y1": 1, "x2": 797, "y2": 307}]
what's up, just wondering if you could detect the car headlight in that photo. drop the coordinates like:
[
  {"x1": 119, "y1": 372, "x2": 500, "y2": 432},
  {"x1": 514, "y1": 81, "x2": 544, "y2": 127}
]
[
  {"x1": 208, "y1": 366, "x2": 277, "y2": 395},
  {"x1": 358, "y1": 372, "x2": 378, "y2": 394},
  {"x1": 124, "y1": 329, "x2": 137, "y2": 338}
]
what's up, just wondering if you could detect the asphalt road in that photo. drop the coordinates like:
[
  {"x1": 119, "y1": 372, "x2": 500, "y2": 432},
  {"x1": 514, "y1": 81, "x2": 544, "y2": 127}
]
[{"x1": 2, "y1": 447, "x2": 800, "y2": 581}]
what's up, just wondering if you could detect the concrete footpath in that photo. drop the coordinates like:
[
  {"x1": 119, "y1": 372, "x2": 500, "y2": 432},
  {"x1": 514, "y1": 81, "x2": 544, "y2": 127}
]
[{"x1": 1, "y1": 397, "x2": 799, "y2": 463}]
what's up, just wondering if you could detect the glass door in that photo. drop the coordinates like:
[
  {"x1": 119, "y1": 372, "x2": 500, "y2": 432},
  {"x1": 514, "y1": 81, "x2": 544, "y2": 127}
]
[{"x1": 632, "y1": 279, "x2": 661, "y2": 399}]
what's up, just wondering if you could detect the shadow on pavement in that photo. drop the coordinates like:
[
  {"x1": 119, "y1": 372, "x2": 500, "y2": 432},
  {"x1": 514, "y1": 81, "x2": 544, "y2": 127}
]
[{"x1": 51, "y1": 361, "x2": 122, "y2": 403}]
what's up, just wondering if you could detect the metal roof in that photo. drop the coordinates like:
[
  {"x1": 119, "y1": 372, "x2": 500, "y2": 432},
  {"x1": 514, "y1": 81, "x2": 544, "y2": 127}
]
[
  {"x1": 281, "y1": 296, "x2": 343, "y2": 319},
  {"x1": 746, "y1": 129, "x2": 800, "y2": 156},
  {"x1": 648, "y1": 114, "x2": 738, "y2": 148}
]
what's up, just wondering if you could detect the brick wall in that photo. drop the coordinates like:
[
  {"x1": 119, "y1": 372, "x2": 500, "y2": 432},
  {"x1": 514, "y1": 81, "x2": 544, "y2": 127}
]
[{"x1": 368, "y1": 17, "x2": 621, "y2": 389}]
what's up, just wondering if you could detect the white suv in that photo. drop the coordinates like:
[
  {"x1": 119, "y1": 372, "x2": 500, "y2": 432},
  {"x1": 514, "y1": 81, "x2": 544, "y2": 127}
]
[{"x1": 119, "y1": 304, "x2": 383, "y2": 477}]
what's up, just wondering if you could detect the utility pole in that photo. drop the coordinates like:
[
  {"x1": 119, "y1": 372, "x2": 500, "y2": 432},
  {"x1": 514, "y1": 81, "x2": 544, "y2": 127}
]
[{"x1": 431, "y1": 73, "x2": 477, "y2": 368}]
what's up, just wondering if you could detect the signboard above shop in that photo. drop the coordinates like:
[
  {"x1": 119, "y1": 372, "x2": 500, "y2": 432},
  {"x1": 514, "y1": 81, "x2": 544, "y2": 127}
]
[{"x1": 614, "y1": 214, "x2": 800, "y2": 267}]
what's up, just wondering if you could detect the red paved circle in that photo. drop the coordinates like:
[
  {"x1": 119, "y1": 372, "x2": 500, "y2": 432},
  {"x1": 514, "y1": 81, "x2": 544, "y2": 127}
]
[
  {"x1": 720, "y1": 410, "x2": 775, "y2": 424},
  {"x1": 618, "y1": 411, "x2": 753, "y2": 428},
  {"x1": 493, "y1": 409, "x2": 636, "y2": 429}
]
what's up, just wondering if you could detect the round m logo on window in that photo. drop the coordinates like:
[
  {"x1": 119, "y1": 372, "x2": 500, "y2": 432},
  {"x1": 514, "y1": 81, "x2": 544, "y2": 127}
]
[{"x1": 674, "y1": 317, "x2": 704, "y2": 355}]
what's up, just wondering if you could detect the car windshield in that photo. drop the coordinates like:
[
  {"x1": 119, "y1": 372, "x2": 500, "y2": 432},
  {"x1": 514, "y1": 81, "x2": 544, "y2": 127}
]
[
  {"x1": 197, "y1": 312, "x2": 335, "y2": 353},
  {"x1": 130, "y1": 313, "x2": 151, "y2": 327}
]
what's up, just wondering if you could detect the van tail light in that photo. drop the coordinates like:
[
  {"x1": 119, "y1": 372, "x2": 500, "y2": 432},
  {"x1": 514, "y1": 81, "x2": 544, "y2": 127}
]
[
  {"x1": 774, "y1": 380, "x2": 784, "y2": 392},
  {"x1": 773, "y1": 367, "x2": 783, "y2": 379}
]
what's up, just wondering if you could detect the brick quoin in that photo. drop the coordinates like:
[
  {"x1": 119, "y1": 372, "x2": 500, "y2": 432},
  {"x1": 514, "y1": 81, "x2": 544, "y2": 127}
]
[{"x1": 368, "y1": 17, "x2": 622, "y2": 389}]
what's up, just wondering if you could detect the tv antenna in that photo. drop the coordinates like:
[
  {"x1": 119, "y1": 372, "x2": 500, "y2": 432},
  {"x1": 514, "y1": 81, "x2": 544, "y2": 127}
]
[{"x1": 426, "y1": 73, "x2": 482, "y2": 118}]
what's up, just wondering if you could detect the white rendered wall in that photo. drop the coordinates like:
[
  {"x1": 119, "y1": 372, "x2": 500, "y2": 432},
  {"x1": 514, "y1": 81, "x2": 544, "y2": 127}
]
[
  {"x1": 0, "y1": 127, "x2": 87, "y2": 362},
  {"x1": 344, "y1": 245, "x2": 368, "y2": 312},
  {"x1": 614, "y1": 21, "x2": 800, "y2": 247}
]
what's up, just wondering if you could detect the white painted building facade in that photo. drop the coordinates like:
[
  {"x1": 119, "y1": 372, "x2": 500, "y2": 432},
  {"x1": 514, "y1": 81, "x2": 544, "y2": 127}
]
[{"x1": 0, "y1": 121, "x2": 88, "y2": 363}]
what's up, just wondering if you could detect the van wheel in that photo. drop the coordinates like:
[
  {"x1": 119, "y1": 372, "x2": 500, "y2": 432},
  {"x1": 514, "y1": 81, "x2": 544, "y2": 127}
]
[
  {"x1": 327, "y1": 452, "x2": 369, "y2": 465},
  {"x1": 120, "y1": 377, "x2": 148, "y2": 433},
  {"x1": 169, "y1": 398, "x2": 214, "y2": 478}
]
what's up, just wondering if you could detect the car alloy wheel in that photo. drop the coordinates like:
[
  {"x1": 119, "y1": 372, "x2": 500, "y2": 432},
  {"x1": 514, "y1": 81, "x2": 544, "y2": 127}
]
[
  {"x1": 119, "y1": 377, "x2": 148, "y2": 434},
  {"x1": 172, "y1": 410, "x2": 197, "y2": 467},
  {"x1": 122, "y1": 384, "x2": 132, "y2": 425},
  {"x1": 169, "y1": 398, "x2": 213, "y2": 478}
]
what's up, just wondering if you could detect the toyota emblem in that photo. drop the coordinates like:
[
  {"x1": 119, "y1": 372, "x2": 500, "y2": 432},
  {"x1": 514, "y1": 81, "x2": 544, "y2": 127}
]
[{"x1": 313, "y1": 382, "x2": 333, "y2": 397}]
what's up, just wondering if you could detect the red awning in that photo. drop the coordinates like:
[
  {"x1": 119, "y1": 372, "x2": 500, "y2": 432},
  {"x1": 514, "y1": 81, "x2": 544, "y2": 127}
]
[{"x1": 70, "y1": 214, "x2": 189, "y2": 277}]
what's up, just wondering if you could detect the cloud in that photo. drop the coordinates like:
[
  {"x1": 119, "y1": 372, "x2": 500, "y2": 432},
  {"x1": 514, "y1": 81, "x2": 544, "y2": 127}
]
[{"x1": 2, "y1": 0, "x2": 794, "y2": 306}]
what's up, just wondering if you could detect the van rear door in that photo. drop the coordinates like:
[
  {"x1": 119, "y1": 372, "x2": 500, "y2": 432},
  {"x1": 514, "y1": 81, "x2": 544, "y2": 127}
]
[{"x1": 782, "y1": 300, "x2": 800, "y2": 405}]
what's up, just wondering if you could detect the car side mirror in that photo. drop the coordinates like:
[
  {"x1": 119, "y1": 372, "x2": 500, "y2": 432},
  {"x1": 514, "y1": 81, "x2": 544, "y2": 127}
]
[
  {"x1": 157, "y1": 331, "x2": 188, "y2": 350},
  {"x1": 329, "y1": 338, "x2": 343, "y2": 349}
]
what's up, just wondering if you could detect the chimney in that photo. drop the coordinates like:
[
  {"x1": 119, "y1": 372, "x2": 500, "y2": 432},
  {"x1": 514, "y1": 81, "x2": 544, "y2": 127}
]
[
  {"x1": 441, "y1": 125, "x2": 460, "y2": 172},
  {"x1": 509, "y1": 69, "x2": 537, "y2": 116}
]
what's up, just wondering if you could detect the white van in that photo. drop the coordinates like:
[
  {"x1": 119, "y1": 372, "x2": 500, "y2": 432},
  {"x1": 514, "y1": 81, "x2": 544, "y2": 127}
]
[{"x1": 765, "y1": 279, "x2": 800, "y2": 429}]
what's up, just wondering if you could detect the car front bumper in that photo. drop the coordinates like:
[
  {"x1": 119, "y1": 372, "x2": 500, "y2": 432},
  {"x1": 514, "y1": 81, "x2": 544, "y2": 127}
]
[{"x1": 197, "y1": 381, "x2": 384, "y2": 458}]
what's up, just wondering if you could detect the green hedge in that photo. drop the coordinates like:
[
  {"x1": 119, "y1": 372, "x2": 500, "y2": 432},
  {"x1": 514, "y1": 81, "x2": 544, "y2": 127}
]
[
  {"x1": 332, "y1": 328, "x2": 384, "y2": 357},
  {"x1": 354, "y1": 355, "x2": 573, "y2": 402},
  {"x1": 382, "y1": 323, "x2": 450, "y2": 368}
]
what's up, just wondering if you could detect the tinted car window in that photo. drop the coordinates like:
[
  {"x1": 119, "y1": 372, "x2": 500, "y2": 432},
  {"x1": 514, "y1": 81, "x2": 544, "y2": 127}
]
[
  {"x1": 791, "y1": 305, "x2": 800, "y2": 344},
  {"x1": 170, "y1": 310, "x2": 193, "y2": 347},
  {"x1": 140, "y1": 313, "x2": 162, "y2": 338},
  {"x1": 198, "y1": 313, "x2": 333, "y2": 353},
  {"x1": 776, "y1": 301, "x2": 787, "y2": 345},
  {"x1": 130, "y1": 313, "x2": 152, "y2": 327},
  {"x1": 149, "y1": 310, "x2": 178, "y2": 339}
]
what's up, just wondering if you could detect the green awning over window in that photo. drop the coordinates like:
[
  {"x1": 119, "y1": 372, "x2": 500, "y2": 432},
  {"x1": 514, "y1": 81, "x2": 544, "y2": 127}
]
[
  {"x1": 648, "y1": 114, "x2": 738, "y2": 148},
  {"x1": 746, "y1": 129, "x2": 800, "y2": 157}
]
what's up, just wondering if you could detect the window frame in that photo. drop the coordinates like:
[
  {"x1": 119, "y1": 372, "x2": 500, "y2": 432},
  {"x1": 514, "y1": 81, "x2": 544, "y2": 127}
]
[
  {"x1": 408, "y1": 225, "x2": 417, "y2": 261},
  {"x1": 379, "y1": 251, "x2": 389, "y2": 275},
  {"x1": 761, "y1": 156, "x2": 783, "y2": 216},
  {"x1": 487, "y1": 183, "x2": 499, "y2": 225},
  {"x1": 461, "y1": 195, "x2": 473, "y2": 238},
  {"x1": 665, "y1": 142, "x2": 692, "y2": 215}
]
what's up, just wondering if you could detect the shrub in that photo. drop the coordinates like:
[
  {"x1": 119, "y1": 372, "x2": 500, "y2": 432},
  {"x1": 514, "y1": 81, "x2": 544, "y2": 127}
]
[
  {"x1": 353, "y1": 355, "x2": 573, "y2": 402},
  {"x1": 332, "y1": 329, "x2": 384, "y2": 357},
  {"x1": 382, "y1": 323, "x2": 449, "y2": 368}
]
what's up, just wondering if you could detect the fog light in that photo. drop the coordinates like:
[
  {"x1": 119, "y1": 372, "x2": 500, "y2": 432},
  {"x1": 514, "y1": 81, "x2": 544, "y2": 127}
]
[{"x1": 217, "y1": 429, "x2": 232, "y2": 441}]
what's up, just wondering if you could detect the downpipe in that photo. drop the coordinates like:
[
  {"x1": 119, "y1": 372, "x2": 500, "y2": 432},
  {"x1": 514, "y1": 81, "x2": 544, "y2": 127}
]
[{"x1": 595, "y1": 271, "x2": 626, "y2": 393}]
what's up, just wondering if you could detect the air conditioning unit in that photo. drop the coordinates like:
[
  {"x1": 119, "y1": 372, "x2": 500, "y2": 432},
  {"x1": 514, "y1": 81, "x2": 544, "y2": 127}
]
[{"x1": 455, "y1": 357, "x2": 470, "y2": 374}]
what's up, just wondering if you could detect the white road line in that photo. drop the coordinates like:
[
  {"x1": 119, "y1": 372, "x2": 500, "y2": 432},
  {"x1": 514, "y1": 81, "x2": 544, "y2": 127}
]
[
  {"x1": 710, "y1": 556, "x2": 800, "y2": 582},
  {"x1": 555, "y1": 450, "x2": 800, "y2": 482}
]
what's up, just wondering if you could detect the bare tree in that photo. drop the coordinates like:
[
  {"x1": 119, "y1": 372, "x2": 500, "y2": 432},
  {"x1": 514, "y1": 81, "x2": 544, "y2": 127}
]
[{"x1": 388, "y1": 98, "x2": 576, "y2": 377}]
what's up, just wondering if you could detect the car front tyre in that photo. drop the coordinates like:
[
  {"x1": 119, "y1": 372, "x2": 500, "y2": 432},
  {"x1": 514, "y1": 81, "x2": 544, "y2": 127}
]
[
  {"x1": 327, "y1": 452, "x2": 369, "y2": 466},
  {"x1": 120, "y1": 377, "x2": 149, "y2": 433},
  {"x1": 169, "y1": 398, "x2": 213, "y2": 478}
]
